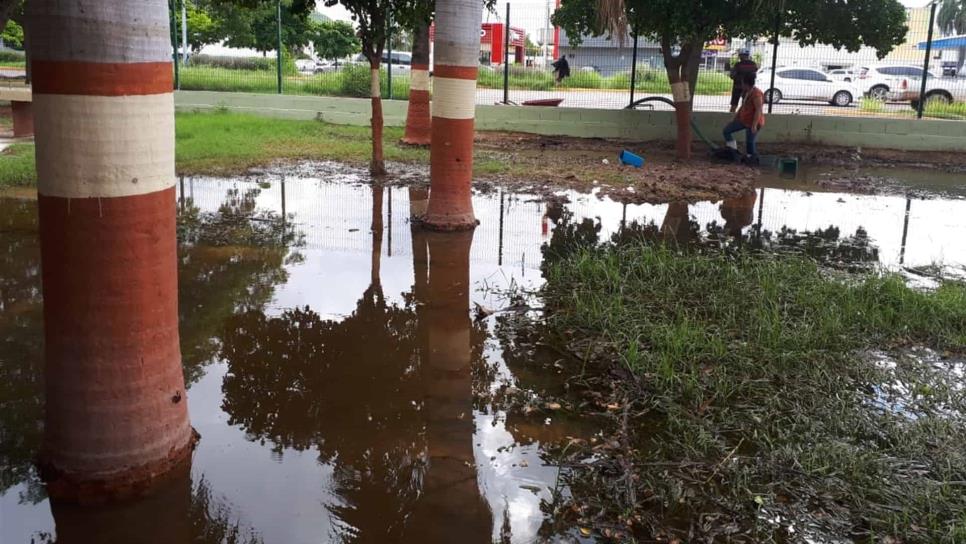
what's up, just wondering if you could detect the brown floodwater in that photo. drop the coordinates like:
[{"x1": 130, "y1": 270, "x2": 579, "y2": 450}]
[{"x1": 1, "y1": 167, "x2": 964, "y2": 543}]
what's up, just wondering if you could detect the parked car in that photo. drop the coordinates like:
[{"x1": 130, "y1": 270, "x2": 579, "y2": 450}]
[
  {"x1": 352, "y1": 51, "x2": 413, "y2": 72},
  {"x1": 758, "y1": 67, "x2": 860, "y2": 106},
  {"x1": 857, "y1": 64, "x2": 935, "y2": 101},
  {"x1": 889, "y1": 77, "x2": 966, "y2": 109},
  {"x1": 295, "y1": 59, "x2": 317, "y2": 74},
  {"x1": 827, "y1": 69, "x2": 855, "y2": 82}
]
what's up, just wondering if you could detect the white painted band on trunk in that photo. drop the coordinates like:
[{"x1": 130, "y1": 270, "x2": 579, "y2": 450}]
[
  {"x1": 434, "y1": 0, "x2": 485, "y2": 67},
  {"x1": 411, "y1": 70, "x2": 431, "y2": 92},
  {"x1": 26, "y1": 0, "x2": 172, "y2": 63},
  {"x1": 34, "y1": 93, "x2": 175, "y2": 198},
  {"x1": 430, "y1": 77, "x2": 477, "y2": 120},
  {"x1": 371, "y1": 68, "x2": 380, "y2": 98},
  {"x1": 671, "y1": 82, "x2": 691, "y2": 103}
]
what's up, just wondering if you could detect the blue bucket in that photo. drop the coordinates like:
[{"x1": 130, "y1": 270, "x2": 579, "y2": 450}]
[{"x1": 619, "y1": 149, "x2": 644, "y2": 168}]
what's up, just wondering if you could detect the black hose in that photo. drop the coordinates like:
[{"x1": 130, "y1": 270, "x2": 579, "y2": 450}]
[{"x1": 625, "y1": 96, "x2": 719, "y2": 151}]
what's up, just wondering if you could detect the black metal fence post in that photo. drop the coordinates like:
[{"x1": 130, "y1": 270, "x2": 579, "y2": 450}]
[
  {"x1": 917, "y1": 1, "x2": 938, "y2": 119},
  {"x1": 767, "y1": 2, "x2": 781, "y2": 114},
  {"x1": 503, "y1": 2, "x2": 511, "y2": 104},
  {"x1": 387, "y1": 12, "x2": 393, "y2": 99},
  {"x1": 276, "y1": 0, "x2": 283, "y2": 94},
  {"x1": 169, "y1": 0, "x2": 180, "y2": 90},
  {"x1": 629, "y1": 30, "x2": 639, "y2": 107}
]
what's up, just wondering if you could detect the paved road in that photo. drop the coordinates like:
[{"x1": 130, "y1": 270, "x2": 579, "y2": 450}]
[
  {"x1": 476, "y1": 87, "x2": 911, "y2": 116},
  {"x1": 0, "y1": 68, "x2": 26, "y2": 79}
]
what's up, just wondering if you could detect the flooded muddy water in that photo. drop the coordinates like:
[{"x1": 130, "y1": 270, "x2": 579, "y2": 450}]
[{"x1": 1, "y1": 169, "x2": 964, "y2": 543}]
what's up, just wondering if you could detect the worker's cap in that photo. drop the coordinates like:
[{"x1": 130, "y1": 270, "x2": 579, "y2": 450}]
[{"x1": 738, "y1": 48, "x2": 751, "y2": 56}]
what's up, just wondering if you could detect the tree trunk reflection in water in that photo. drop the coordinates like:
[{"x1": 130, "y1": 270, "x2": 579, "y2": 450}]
[{"x1": 406, "y1": 227, "x2": 492, "y2": 542}]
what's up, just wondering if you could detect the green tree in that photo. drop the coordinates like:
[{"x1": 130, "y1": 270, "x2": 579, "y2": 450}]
[
  {"x1": 311, "y1": 19, "x2": 360, "y2": 59},
  {"x1": 175, "y1": 2, "x2": 224, "y2": 53},
  {"x1": 323, "y1": 0, "x2": 422, "y2": 176},
  {"x1": 553, "y1": 0, "x2": 908, "y2": 160},
  {"x1": 1, "y1": 19, "x2": 22, "y2": 48},
  {"x1": 199, "y1": 0, "x2": 317, "y2": 54},
  {"x1": 938, "y1": 0, "x2": 966, "y2": 71}
]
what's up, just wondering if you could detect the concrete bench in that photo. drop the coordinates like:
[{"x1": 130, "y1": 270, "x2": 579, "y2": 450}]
[{"x1": 0, "y1": 86, "x2": 32, "y2": 137}]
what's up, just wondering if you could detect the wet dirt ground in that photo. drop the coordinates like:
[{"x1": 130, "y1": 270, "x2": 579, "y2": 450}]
[{"x1": 1, "y1": 164, "x2": 964, "y2": 543}]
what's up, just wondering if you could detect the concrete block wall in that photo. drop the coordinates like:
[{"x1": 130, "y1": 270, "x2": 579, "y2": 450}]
[{"x1": 175, "y1": 91, "x2": 966, "y2": 151}]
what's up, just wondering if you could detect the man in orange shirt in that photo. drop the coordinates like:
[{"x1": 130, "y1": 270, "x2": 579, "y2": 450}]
[{"x1": 722, "y1": 72, "x2": 765, "y2": 162}]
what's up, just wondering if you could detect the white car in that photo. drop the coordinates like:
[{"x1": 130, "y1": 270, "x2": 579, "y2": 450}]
[
  {"x1": 889, "y1": 77, "x2": 966, "y2": 109},
  {"x1": 857, "y1": 64, "x2": 935, "y2": 101},
  {"x1": 352, "y1": 52, "x2": 413, "y2": 72},
  {"x1": 827, "y1": 69, "x2": 855, "y2": 82},
  {"x1": 758, "y1": 67, "x2": 860, "y2": 107}
]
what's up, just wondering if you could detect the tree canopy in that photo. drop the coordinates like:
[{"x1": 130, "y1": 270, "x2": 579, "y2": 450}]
[
  {"x1": 554, "y1": 0, "x2": 908, "y2": 58},
  {"x1": 311, "y1": 19, "x2": 361, "y2": 59},
  {"x1": 939, "y1": 0, "x2": 966, "y2": 36}
]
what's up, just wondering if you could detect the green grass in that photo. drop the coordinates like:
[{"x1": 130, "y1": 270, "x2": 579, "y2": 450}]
[
  {"x1": 177, "y1": 64, "x2": 733, "y2": 96},
  {"x1": 525, "y1": 240, "x2": 966, "y2": 542},
  {"x1": 0, "y1": 143, "x2": 35, "y2": 188},
  {"x1": 179, "y1": 65, "x2": 411, "y2": 100},
  {"x1": 860, "y1": 96, "x2": 888, "y2": 114},
  {"x1": 0, "y1": 111, "x2": 532, "y2": 185},
  {"x1": 175, "y1": 111, "x2": 425, "y2": 174},
  {"x1": 921, "y1": 100, "x2": 966, "y2": 120}
]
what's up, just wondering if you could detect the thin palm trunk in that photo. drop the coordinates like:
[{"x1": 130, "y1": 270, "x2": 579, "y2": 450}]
[
  {"x1": 423, "y1": 0, "x2": 484, "y2": 230},
  {"x1": 27, "y1": 0, "x2": 194, "y2": 501},
  {"x1": 401, "y1": 21, "x2": 432, "y2": 146}
]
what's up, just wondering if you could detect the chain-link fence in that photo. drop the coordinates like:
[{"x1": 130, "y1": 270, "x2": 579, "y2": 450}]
[{"x1": 155, "y1": 1, "x2": 964, "y2": 121}]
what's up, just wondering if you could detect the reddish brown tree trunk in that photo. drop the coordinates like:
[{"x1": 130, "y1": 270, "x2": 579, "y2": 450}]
[
  {"x1": 370, "y1": 60, "x2": 387, "y2": 176},
  {"x1": 423, "y1": 0, "x2": 482, "y2": 230},
  {"x1": 662, "y1": 40, "x2": 703, "y2": 161},
  {"x1": 28, "y1": 0, "x2": 195, "y2": 501},
  {"x1": 401, "y1": 22, "x2": 431, "y2": 146}
]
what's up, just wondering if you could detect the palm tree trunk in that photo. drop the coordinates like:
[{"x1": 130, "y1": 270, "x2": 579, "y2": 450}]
[
  {"x1": 401, "y1": 21, "x2": 432, "y2": 146},
  {"x1": 26, "y1": 0, "x2": 195, "y2": 501},
  {"x1": 423, "y1": 0, "x2": 483, "y2": 230},
  {"x1": 370, "y1": 59, "x2": 387, "y2": 176}
]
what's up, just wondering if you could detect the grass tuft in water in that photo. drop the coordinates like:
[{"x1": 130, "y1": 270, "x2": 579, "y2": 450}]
[{"x1": 532, "y1": 242, "x2": 966, "y2": 542}]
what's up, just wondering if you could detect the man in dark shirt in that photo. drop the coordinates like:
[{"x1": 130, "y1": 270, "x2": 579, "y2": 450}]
[
  {"x1": 551, "y1": 55, "x2": 571, "y2": 83},
  {"x1": 729, "y1": 48, "x2": 758, "y2": 113}
]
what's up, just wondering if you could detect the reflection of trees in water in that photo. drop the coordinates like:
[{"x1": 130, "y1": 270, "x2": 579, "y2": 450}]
[
  {"x1": 0, "y1": 198, "x2": 45, "y2": 499},
  {"x1": 541, "y1": 196, "x2": 880, "y2": 269},
  {"x1": 219, "y1": 186, "x2": 492, "y2": 542},
  {"x1": 177, "y1": 188, "x2": 303, "y2": 384},
  {"x1": 219, "y1": 185, "x2": 428, "y2": 541}
]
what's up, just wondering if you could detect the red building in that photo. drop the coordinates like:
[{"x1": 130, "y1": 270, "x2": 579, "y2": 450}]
[{"x1": 430, "y1": 22, "x2": 526, "y2": 66}]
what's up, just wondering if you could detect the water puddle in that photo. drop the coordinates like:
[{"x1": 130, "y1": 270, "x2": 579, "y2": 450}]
[{"x1": 1, "y1": 167, "x2": 964, "y2": 543}]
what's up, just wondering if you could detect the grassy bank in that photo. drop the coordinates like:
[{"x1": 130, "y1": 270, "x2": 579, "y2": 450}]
[
  {"x1": 523, "y1": 239, "x2": 966, "y2": 542},
  {"x1": 0, "y1": 111, "x2": 520, "y2": 187},
  {"x1": 179, "y1": 64, "x2": 732, "y2": 96},
  {"x1": 180, "y1": 65, "x2": 412, "y2": 100},
  {"x1": 0, "y1": 143, "x2": 35, "y2": 188}
]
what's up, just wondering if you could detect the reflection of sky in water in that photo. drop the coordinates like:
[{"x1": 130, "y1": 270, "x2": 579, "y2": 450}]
[{"x1": 3, "y1": 172, "x2": 966, "y2": 544}]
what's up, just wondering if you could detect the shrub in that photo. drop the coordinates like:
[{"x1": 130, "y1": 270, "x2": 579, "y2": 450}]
[
  {"x1": 191, "y1": 54, "x2": 277, "y2": 71},
  {"x1": 562, "y1": 70, "x2": 603, "y2": 89},
  {"x1": 0, "y1": 49, "x2": 25, "y2": 63},
  {"x1": 339, "y1": 64, "x2": 372, "y2": 97}
]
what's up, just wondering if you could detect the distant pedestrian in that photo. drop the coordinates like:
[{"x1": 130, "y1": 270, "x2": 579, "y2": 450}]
[
  {"x1": 729, "y1": 48, "x2": 758, "y2": 113},
  {"x1": 722, "y1": 71, "x2": 765, "y2": 162},
  {"x1": 551, "y1": 55, "x2": 570, "y2": 84}
]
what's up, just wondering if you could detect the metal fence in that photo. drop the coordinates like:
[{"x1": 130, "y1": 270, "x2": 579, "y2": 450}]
[{"x1": 0, "y1": 1, "x2": 932, "y2": 122}]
